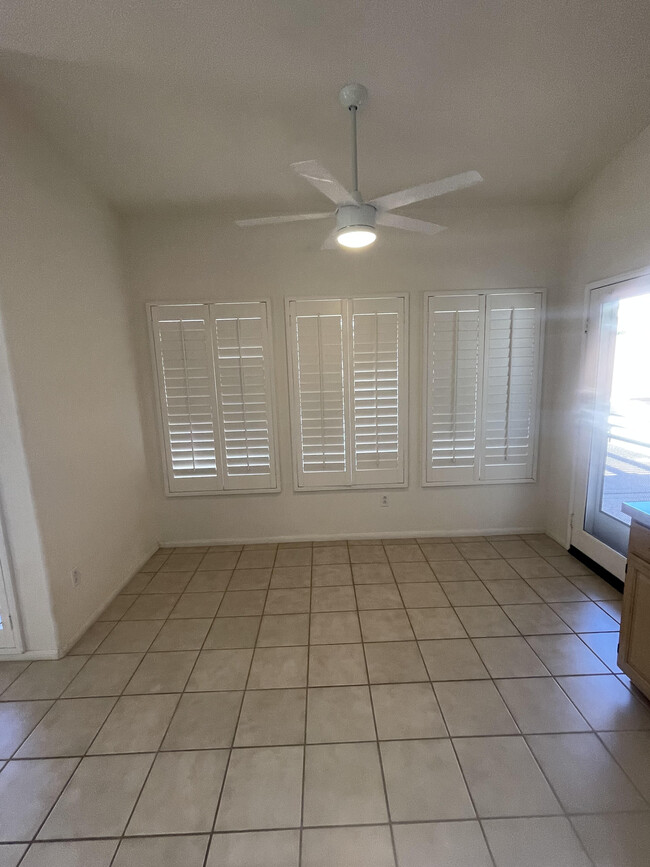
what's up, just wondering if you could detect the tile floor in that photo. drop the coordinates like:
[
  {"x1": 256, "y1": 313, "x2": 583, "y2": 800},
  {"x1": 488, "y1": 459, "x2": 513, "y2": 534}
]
[{"x1": 0, "y1": 534, "x2": 649, "y2": 866}]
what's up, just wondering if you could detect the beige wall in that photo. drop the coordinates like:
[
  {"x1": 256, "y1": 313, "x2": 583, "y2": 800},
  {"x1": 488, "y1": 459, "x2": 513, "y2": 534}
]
[
  {"x1": 121, "y1": 202, "x2": 564, "y2": 544},
  {"x1": 0, "y1": 89, "x2": 156, "y2": 655},
  {"x1": 545, "y1": 125, "x2": 650, "y2": 545}
]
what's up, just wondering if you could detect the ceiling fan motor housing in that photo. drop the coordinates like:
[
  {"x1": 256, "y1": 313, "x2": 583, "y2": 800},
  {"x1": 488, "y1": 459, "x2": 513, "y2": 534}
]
[{"x1": 336, "y1": 203, "x2": 376, "y2": 232}]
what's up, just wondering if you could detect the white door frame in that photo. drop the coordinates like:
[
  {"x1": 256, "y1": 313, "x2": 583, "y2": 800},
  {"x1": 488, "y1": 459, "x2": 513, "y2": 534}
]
[
  {"x1": 0, "y1": 501, "x2": 23, "y2": 652},
  {"x1": 570, "y1": 267, "x2": 650, "y2": 581}
]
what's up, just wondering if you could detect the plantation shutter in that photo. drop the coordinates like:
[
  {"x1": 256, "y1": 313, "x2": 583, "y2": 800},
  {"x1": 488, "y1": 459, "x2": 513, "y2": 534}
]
[
  {"x1": 426, "y1": 294, "x2": 483, "y2": 483},
  {"x1": 351, "y1": 297, "x2": 406, "y2": 484},
  {"x1": 288, "y1": 299, "x2": 350, "y2": 487},
  {"x1": 212, "y1": 301, "x2": 277, "y2": 490},
  {"x1": 480, "y1": 292, "x2": 542, "y2": 480},
  {"x1": 151, "y1": 304, "x2": 220, "y2": 492}
]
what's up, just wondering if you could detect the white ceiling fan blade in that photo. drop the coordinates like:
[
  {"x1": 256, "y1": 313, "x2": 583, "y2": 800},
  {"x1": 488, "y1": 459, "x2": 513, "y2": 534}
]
[
  {"x1": 235, "y1": 212, "x2": 332, "y2": 227},
  {"x1": 370, "y1": 171, "x2": 483, "y2": 213},
  {"x1": 376, "y1": 213, "x2": 447, "y2": 235},
  {"x1": 321, "y1": 229, "x2": 339, "y2": 250},
  {"x1": 291, "y1": 160, "x2": 356, "y2": 206}
]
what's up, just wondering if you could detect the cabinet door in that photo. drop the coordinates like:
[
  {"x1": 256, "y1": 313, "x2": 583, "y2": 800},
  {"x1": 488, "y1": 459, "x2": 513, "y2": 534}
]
[{"x1": 618, "y1": 554, "x2": 650, "y2": 698}]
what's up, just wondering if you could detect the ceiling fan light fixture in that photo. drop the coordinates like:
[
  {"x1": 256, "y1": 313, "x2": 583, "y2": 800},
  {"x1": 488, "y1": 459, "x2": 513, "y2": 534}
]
[
  {"x1": 337, "y1": 227, "x2": 377, "y2": 248},
  {"x1": 336, "y1": 202, "x2": 377, "y2": 249}
]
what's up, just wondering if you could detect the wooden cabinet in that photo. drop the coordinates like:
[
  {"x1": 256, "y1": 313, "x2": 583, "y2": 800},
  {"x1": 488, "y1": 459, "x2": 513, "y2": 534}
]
[{"x1": 618, "y1": 521, "x2": 650, "y2": 699}]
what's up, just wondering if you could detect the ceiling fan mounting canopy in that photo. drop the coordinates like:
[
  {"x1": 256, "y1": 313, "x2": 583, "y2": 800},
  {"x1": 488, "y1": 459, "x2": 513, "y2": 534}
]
[{"x1": 235, "y1": 83, "x2": 483, "y2": 249}]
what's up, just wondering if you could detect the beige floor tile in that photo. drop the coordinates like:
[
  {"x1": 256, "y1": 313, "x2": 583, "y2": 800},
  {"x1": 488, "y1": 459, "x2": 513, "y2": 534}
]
[
  {"x1": 308, "y1": 644, "x2": 367, "y2": 686},
  {"x1": 39, "y1": 753, "x2": 153, "y2": 839},
  {"x1": 90, "y1": 693, "x2": 180, "y2": 753},
  {"x1": 501, "y1": 603, "x2": 571, "y2": 634},
  {"x1": 483, "y1": 817, "x2": 591, "y2": 867},
  {"x1": 351, "y1": 563, "x2": 394, "y2": 584},
  {"x1": 311, "y1": 585, "x2": 357, "y2": 612},
  {"x1": 113, "y1": 836, "x2": 208, "y2": 867},
  {"x1": 274, "y1": 548, "x2": 312, "y2": 567},
  {"x1": 1, "y1": 658, "x2": 87, "y2": 702},
  {"x1": 207, "y1": 830, "x2": 299, "y2": 867},
  {"x1": 216, "y1": 746, "x2": 303, "y2": 830},
  {"x1": 349, "y1": 545, "x2": 388, "y2": 564},
  {"x1": 571, "y1": 813, "x2": 650, "y2": 867},
  {"x1": 62, "y1": 654, "x2": 143, "y2": 697},
  {"x1": 434, "y1": 681, "x2": 518, "y2": 736},
  {"x1": 442, "y1": 582, "x2": 495, "y2": 607},
  {"x1": 270, "y1": 566, "x2": 311, "y2": 588},
  {"x1": 483, "y1": 578, "x2": 542, "y2": 604},
  {"x1": 456, "y1": 606, "x2": 518, "y2": 637},
  {"x1": 457, "y1": 541, "x2": 501, "y2": 559},
  {"x1": 385, "y1": 544, "x2": 424, "y2": 563},
  {"x1": 314, "y1": 539, "x2": 347, "y2": 546},
  {"x1": 19, "y1": 840, "x2": 118, "y2": 867},
  {"x1": 141, "y1": 553, "x2": 168, "y2": 572},
  {"x1": 247, "y1": 646, "x2": 308, "y2": 689},
  {"x1": 557, "y1": 674, "x2": 650, "y2": 730},
  {"x1": 186, "y1": 649, "x2": 253, "y2": 691},
  {"x1": 311, "y1": 564, "x2": 352, "y2": 586},
  {"x1": 150, "y1": 618, "x2": 211, "y2": 651},
  {"x1": 495, "y1": 678, "x2": 589, "y2": 733},
  {"x1": 313, "y1": 546, "x2": 350, "y2": 566},
  {"x1": 526, "y1": 576, "x2": 589, "y2": 603},
  {"x1": 568, "y1": 573, "x2": 621, "y2": 601},
  {"x1": 508, "y1": 557, "x2": 560, "y2": 579},
  {"x1": 128, "y1": 750, "x2": 228, "y2": 834},
  {"x1": 0, "y1": 843, "x2": 26, "y2": 866},
  {"x1": 527, "y1": 538, "x2": 568, "y2": 558},
  {"x1": 526, "y1": 634, "x2": 609, "y2": 675},
  {"x1": 399, "y1": 582, "x2": 448, "y2": 608},
  {"x1": 355, "y1": 583, "x2": 403, "y2": 610},
  {"x1": 473, "y1": 637, "x2": 549, "y2": 677},
  {"x1": 545, "y1": 555, "x2": 593, "y2": 576},
  {"x1": 579, "y1": 631, "x2": 622, "y2": 672},
  {"x1": 371, "y1": 683, "x2": 446, "y2": 739},
  {"x1": 124, "y1": 650, "x2": 197, "y2": 694},
  {"x1": 430, "y1": 561, "x2": 478, "y2": 583},
  {"x1": 466, "y1": 559, "x2": 519, "y2": 580},
  {"x1": 302, "y1": 826, "x2": 395, "y2": 867},
  {"x1": 162, "y1": 691, "x2": 242, "y2": 750},
  {"x1": 228, "y1": 569, "x2": 271, "y2": 591},
  {"x1": 95, "y1": 620, "x2": 162, "y2": 653},
  {"x1": 419, "y1": 638, "x2": 489, "y2": 681},
  {"x1": 310, "y1": 612, "x2": 361, "y2": 644},
  {"x1": 203, "y1": 616, "x2": 260, "y2": 649},
  {"x1": 303, "y1": 742, "x2": 387, "y2": 825},
  {"x1": 365, "y1": 641, "x2": 428, "y2": 683},
  {"x1": 122, "y1": 594, "x2": 178, "y2": 620},
  {"x1": 420, "y1": 543, "x2": 463, "y2": 562},
  {"x1": 198, "y1": 552, "x2": 240, "y2": 571},
  {"x1": 596, "y1": 598, "x2": 622, "y2": 622},
  {"x1": 122, "y1": 573, "x2": 153, "y2": 594},
  {"x1": 185, "y1": 570, "x2": 232, "y2": 592},
  {"x1": 407, "y1": 608, "x2": 466, "y2": 640},
  {"x1": 234, "y1": 689, "x2": 305, "y2": 746},
  {"x1": 307, "y1": 686, "x2": 375, "y2": 743},
  {"x1": 392, "y1": 562, "x2": 437, "y2": 583},
  {"x1": 236, "y1": 549, "x2": 276, "y2": 569},
  {"x1": 68, "y1": 622, "x2": 115, "y2": 655},
  {"x1": 265, "y1": 588, "x2": 310, "y2": 615},
  {"x1": 393, "y1": 821, "x2": 492, "y2": 867},
  {"x1": 359, "y1": 609, "x2": 414, "y2": 641},
  {"x1": 527, "y1": 733, "x2": 648, "y2": 812},
  {"x1": 169, "y1": 592, "x2": 223, "y2": 619},
  {"x1": 381, "y1": 738, "x2": 474, "y2": 821},
  {"x1": 97, "y1": 595, "x2": 135, "y2": 621},
  {"x1": 160, "y1": 553, "x2": 203, "y2": 572},
  {"x1": 0, "y1": 701, "x2": 52, "y2": 759},
  {"x1": 491, "y1": 540, "x2": 538, "y2": 559},
  {"x1": 142, "y1": 571, "x2": 193, "y2": 594},
  {"x1": 454, "y1": 736, "x2": 560, "y2": 817},
  {"x1": 217, "y1": 590, "x2": 266, "y2": 617},
  {"x1": 257, "y1": 613, "x2": 309, "y2": 646},
  {"x1": 0, "y1": 758, "x2": 78, "y2": 842},
  {"x1": 15, "y1": 698, "x2": 114, "y2": 758},
  {"x1": 598, "y1": 730, "x2": 650, "y2": 801}
]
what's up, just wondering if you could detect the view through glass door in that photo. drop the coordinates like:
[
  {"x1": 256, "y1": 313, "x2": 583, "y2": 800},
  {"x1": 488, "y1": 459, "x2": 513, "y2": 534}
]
[{"x1": 573, "y1": 274, "x2": 650, "y2": 578}]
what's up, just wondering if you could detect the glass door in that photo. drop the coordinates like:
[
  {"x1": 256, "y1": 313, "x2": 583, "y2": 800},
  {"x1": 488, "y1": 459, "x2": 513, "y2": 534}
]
[{"x1": 572, "y1": 274, "x2": 650, "y2": 578}]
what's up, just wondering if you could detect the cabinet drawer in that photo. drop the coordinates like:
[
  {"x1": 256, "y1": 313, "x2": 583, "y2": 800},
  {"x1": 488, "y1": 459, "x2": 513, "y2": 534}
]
[{"x1": 629, "y1": 521, "x2": 650, "y2": 562}]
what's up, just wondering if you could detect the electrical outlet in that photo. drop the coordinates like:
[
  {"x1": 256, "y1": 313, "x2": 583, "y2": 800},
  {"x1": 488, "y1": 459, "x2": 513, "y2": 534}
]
[
  {"x1": 71, "y1": 568, "x2": 81, "y2": 588},
  {"x1": 380, "y1": 495, "x2": 389, "y2": 507}
]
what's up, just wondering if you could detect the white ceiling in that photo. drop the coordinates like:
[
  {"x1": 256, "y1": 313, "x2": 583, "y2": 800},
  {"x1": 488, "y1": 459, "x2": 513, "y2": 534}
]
[{"x1": 2, "y1": 0, "x2": 650, "y2": 215}]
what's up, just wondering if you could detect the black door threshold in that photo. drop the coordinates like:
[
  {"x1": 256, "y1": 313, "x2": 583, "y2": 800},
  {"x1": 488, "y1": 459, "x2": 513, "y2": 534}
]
[{"x1": 568, "y1": 545, "x2": 624, "y2": 594}]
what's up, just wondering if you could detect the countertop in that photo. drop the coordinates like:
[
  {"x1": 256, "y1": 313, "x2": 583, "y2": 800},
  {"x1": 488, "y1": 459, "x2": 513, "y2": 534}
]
[{"x1": 623, "y1": 501, "x2": 650, "y2": 530}]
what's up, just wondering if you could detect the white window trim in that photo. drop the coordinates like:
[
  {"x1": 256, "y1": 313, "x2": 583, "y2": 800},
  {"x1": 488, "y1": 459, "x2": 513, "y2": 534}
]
[
  {"x1": 285, "y1": 294, "x2": 409, "y2": 492},
  {"x1": 147, "y1": 300, "x2": 281, "y2": 497},
  {"x1": 421, "y1": 288, "x2": 545, "y2": 487}
]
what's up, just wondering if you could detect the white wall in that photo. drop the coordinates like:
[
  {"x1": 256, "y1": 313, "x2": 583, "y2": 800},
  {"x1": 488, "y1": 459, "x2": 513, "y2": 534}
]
[
  {"x1": 0, "y1": 87, "x2": 157, "y2": 655},
  {"x1": 546, "y1": 125, "x2": 650, "y2": 545},
  {"x1": 122, "y1": 202, "x2": 564, "y2": 544}
]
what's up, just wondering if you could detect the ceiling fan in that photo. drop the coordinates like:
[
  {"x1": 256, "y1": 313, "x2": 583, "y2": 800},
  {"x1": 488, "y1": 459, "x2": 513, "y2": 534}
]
[{"x1": 235, "y1": 83, "x2": 483, "y2": 250}]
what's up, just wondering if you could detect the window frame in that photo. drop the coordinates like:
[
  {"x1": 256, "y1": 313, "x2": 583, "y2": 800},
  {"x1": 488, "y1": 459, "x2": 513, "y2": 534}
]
[
  {"x1": 421, "y1": 288, "x2": 545, "y2": 488},
  {"x1": 285, "y1": 294, "x2": 409, "y2": 492},
  {"x1": 147, "y1": 299, "x2": 281, "y2": 497}
]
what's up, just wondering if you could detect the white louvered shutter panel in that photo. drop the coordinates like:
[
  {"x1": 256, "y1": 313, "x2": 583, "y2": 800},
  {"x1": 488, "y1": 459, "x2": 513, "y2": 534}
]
[
  {"x1": 351, "y1": 297, "x2": 407, "y2": 484},
  {"x1": 289, "y1": 299, "x2": 350, "y2": 487},
  {"x1": 480, "y1": 291, "x2": 542, "y2": 480},
  {"x1": 426, "y1": 294, "x2": 483, "y2": 483},
  {"x1": 151, "y1": 304, "x2": 220, "y2": 492},
  {"x1": 212, "y1": 301, "x2": 277, "y2": 490}
]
